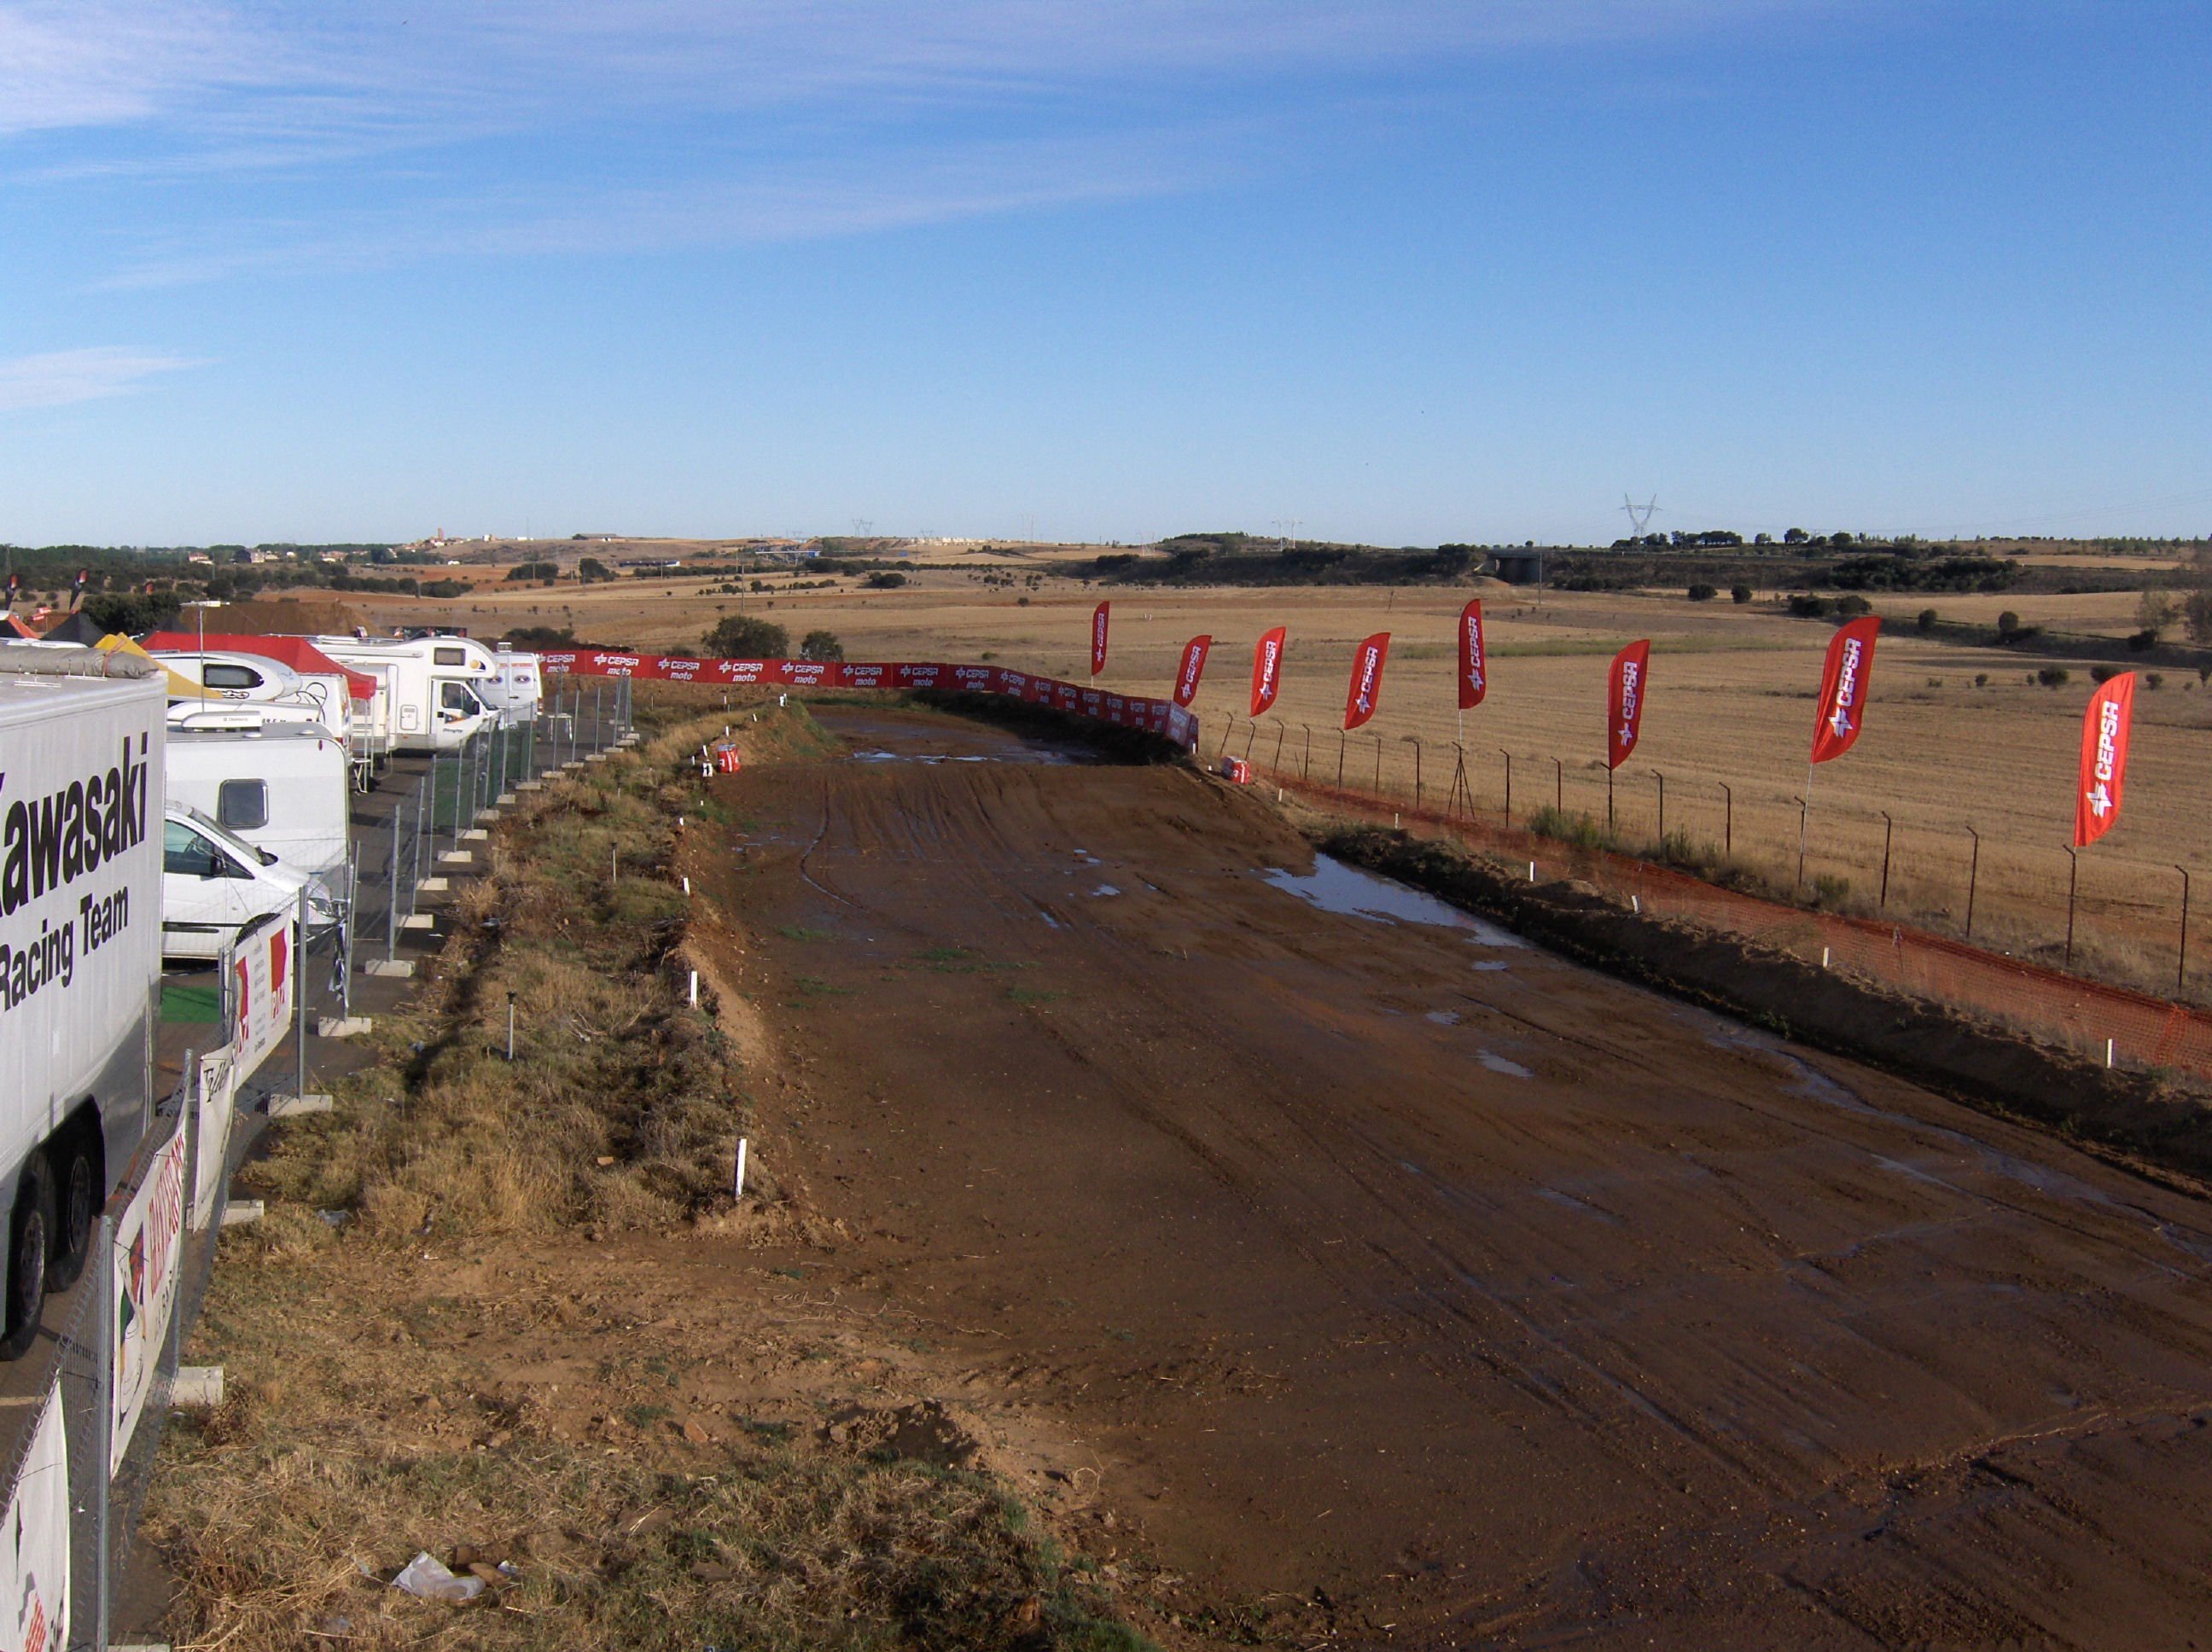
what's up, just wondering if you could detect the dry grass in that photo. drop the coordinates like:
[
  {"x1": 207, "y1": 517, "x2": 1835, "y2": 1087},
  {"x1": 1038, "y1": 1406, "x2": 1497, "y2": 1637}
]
[{"x1": 147, "y1": 701, "x2": 1150, "y2": 1652}]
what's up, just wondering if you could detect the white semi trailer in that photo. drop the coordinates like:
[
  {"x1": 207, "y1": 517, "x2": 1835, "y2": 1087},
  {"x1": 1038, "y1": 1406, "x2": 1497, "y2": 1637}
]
[{"x1": 0, "y1": 651, "x2": 163, "y2": 1358}]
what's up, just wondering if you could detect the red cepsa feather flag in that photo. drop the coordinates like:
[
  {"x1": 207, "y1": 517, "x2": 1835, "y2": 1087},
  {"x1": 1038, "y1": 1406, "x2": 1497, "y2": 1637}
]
[
  {"x1": 1343, "y1": 632, "x2": 1391, "y2": 730},
  {"x1": 2075, "y1": 671, "x2": 2137, "y2": 846},
  {"x1": 1607, "y1": 640, "x2": 1651, "y2": 769},
  {"x1": 1173, "y1": 635, "x2": 1211, "y2": 707},
  {"x1": 1811, "y1": 616, "x2": 1881, "y2": 764},
  {"x1": 1458, "y1": 599, "x2": 1488, "y2": 710},
  {"x1": 1090, "y1": 602, "x2": 1110, "y2": 678},
  {"x1": 1250, "y1": 626, "x2": 1287, "y2": 717}
]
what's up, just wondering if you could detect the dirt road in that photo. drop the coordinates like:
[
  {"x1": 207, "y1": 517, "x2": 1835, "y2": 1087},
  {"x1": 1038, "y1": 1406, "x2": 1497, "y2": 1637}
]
[{"x1": 696, "y1": 704, "x2": 2212, "y2": 1648}]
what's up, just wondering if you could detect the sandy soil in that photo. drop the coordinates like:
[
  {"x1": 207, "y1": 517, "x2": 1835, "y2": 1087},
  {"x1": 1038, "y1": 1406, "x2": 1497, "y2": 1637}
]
[{"x1": 690, "y1": 702, "x2": 2212, "y2": 1648}]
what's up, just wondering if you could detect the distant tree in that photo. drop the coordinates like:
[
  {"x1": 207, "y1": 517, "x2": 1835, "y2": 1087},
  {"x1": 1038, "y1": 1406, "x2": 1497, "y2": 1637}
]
[
  {"x1": 704, "y1": 614, "x2": 789, "y2": 658},
  {"x1": 863, "y1": 570, "x2": 907, "y2": 589},
  {"x1": 1832, "y1": 594, "x2": 1872, "y2": 618},
  {"x1": 84, "y1": 590, "x2": 181, "y2": 635},
  {"x1": 1730, "y1": 585, "x2": 1752, "y2": 604},
  {"x1": 577, "y1": 557, "x2": 614, "y2": 583},
  {"x1": 2090, "y1": 664, "x2": 2119, "y2": 683},
  {"x1": 1753, "y1": 532, "x2": 1773, "y2": 545},
  {"x1": 504, "y1": 625, "x2": 575, "y2": 648},
  {"x1": 1997, "y1": 609, "x2": 2022, "y2": 637},
  {"x1": 1917, "y1": 608, "x2": 1939, "y2": 632},
  {"x1": 2037, "y1": 665, "x2": 2070, "y2": 688},
  {"x1": 2180, "y1": 590, "x2": 2212, "y2": 644},
  {"x1": 370, "y1": 546, "x2": 396, "y2": 565},
  {"x1": 2137, "y1": 589, "x2": 2176, "y2": 637},
  {"x1": 505, "y1": 561, "x2": 559, "y2": 582},
  {"x1": 1686, "y1": 582, "x2": 1717, "y2": 602},
  {"x1": 1784, "y1": 528, "x2": 1809, "y2": 544},
  {"x1": 1787, "y1": 594, "x2": 1831, "y2": 619},
  {"x1": 421, "y1": 579, "x2": 466, "y2": 598},
  {"x1": 800, "y1": 629, "x2": 844, "y2": 662}
]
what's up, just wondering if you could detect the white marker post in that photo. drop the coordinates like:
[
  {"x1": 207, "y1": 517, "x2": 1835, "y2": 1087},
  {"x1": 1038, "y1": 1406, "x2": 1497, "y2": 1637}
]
[{"x1": 734, "y1": 1138, "x2": 748, "y2": 1200}]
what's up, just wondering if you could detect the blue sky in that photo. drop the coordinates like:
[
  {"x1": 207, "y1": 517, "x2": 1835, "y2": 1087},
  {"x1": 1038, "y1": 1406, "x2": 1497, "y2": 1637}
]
[{"x1": 2, "y1": 1, "x2": 2206, "y2": 546}]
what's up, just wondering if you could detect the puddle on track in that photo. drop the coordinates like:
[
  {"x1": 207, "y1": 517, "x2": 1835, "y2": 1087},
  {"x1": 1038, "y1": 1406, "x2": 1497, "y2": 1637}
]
[
  {"x1": 1478, "y1": 1050, "x2": 1534, "y2": 1078},
  {"x1": 1261, "y1": 855, "x2": 1526, "y2": 949}
]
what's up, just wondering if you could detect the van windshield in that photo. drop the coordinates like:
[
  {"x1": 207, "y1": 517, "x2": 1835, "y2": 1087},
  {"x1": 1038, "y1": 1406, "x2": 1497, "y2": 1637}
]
[{"x1": 439, "y1": 682, "x2": 484, "y2": 715}]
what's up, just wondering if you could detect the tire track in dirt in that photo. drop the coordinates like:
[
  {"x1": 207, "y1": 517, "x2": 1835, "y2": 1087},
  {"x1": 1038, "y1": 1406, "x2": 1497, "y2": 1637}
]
[{"x1": 698, "y1": 704, "x2": 2212, "y2": 1649}]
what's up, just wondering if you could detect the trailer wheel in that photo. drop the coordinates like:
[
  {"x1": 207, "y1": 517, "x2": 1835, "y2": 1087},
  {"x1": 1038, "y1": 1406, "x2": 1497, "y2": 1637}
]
[
  {"x1": 0, "y1": 1154, "x2": 54, "y2": 1361},
  {"x1": 43, "y1": 1129, "x2": 98, "y2": 1294}
]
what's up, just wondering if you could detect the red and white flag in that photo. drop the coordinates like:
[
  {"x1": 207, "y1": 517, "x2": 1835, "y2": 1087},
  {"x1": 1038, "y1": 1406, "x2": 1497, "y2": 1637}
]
[
  {"x1": 1343, "y1": 632, "x2": 1391, "y2": 730},
  {"x1": 1090, "y1": 601, "x2": 1110, "y2": 678},
  {"x1": 2075, "y1": 672, "x2": 2136, "y2": 846},
  {"x1": 1458, "y1": 599, "x2": 1488, "y2": 710},
  {"x1": 1173, "y1": 635, "x2": 1211, "y2": 707},
  {"x1": 1811, "y1": 616, "x2": 1881, "y2": 764},
  {"x1": 1250, "y1": 625, "x2": 1287, "y2": 717},
  {"x1": 1607, "y1": 640, "x2": 1650, "y2": 770}
]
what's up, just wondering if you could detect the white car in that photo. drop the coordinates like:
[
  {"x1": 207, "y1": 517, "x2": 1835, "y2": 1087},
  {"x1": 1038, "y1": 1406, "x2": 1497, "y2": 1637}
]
[{"x1": 161, "y1": 806, "x2": 339, "y2": 961}]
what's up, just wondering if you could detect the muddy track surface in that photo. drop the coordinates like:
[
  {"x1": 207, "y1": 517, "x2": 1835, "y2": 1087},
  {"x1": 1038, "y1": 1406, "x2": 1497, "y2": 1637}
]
[{"x1": 698, "y1": 705, "x2": 2212, "y2": 1649}]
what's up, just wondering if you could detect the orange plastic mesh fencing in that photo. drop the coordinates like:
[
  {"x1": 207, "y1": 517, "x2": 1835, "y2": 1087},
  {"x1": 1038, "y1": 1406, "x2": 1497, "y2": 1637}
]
[{"x1": 1243, "y1": 759, "x2": 2212, "y2": 1083}]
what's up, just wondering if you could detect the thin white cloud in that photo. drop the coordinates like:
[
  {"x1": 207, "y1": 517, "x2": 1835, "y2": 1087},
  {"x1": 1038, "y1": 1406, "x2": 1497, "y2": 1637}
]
[{"x1": 0, "y1": 346, "x2": 203, "y2": 411}]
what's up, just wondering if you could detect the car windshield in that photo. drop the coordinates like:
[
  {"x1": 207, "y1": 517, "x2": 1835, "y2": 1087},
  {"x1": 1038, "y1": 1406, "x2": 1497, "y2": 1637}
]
[{"x1": 171, "y1": 808, "x2": 269, "y2": 869}]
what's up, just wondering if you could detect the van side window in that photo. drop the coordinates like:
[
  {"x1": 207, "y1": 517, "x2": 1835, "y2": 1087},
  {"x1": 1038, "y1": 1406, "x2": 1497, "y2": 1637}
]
[
  {"x1": 439, "y1": 682, "x2": 480, "y2": 714},
  {"x1": 218, "y1": 779, "x2": 270, "y2": 831},
  {"x1": 164, "y1": 820, "x2": 224, "y2": 877},
  {"x1": 433, "y1": 647, "x2": 467, "y2": 666},
  {"x1": 203, "y1": 663, "x2": 260, "y2": 689}
]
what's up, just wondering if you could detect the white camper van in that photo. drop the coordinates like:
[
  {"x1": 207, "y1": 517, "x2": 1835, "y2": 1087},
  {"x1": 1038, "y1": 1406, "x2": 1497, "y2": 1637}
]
[
  {"x1": 160, "y1": 805, "x2": 338, "y2": 963},
  {"x1": 486, "y1": 649, "x2": 544, "y2": 729},
  {"x1": 150, "y1": 649, "x2": 336, "y2": 724},
  {"x1": 0, "y1": 653, "x2": 163, "y2": 1357},
  {"x1": 313, "y1": 635, "x2": 495, "y2": 754},
  {"x1": 166, "y1": 715, "x2": 352, "y2": 879}
]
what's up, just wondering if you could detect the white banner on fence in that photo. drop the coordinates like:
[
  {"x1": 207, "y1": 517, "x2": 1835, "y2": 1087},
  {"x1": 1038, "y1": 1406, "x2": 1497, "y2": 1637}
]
[
  {"x1": 230, "y1": 916, "x2": 293, "y2": 1085},
  {"x1": 191, "y1": 1048, "x2": 236, "y2": 1233},
  {"x1": 112, "y1": 1125, "x2": 189, "y2": 1475},
  {"x1": 0, "y1": 1385, "x2": 70, "y2": 1652}
]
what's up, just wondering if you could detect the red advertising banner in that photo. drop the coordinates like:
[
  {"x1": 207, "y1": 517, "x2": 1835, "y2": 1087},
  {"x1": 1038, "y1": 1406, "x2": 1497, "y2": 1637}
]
[
  {"x1": 1342, "y1": 632, "x2": 1391, "y2": 730},
  {"x1": 1250, "y1": 626, "x2": 1287, "y2": 718},
  {"x1": 1811, "y1": 616, "x2": 1881, "y2": 765},
  {"x1": 1173, "y1": 635, "x2": 1211, "y2": 707},
  {"x1": 531, "y1": 649, "x2": 1201, "y2": 752},
  {"x1": 1458, "y1": 599, "x2": 1487, "y2": 710},
  {"x1": 1607, "y1": 640, "x2": 1651, "y2": 770},
  {"x1": 2075, "y1": 671, "x2": 2136, "y2": 846},
  {"x1": 1091, "y1": 601, "x2": 1110, "y2": 678}
]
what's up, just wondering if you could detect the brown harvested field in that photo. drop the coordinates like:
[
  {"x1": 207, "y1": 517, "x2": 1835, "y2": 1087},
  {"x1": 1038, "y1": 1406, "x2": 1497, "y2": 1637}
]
[{"x1": 329, "y1": 564, "x2": 2212, "y2": 1000}]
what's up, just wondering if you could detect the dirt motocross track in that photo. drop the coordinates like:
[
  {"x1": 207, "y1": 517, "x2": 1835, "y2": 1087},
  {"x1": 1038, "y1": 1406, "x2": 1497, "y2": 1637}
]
[{"x1": 696, "y1": 704, "x2": 2212, "y2": 1649}]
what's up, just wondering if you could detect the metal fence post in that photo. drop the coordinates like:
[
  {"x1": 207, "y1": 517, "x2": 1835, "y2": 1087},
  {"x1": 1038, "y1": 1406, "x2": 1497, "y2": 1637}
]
[
  {"x1": 386, "y1": 802, "x2": 404, "y2": 962},
  {"x1": 294, "y1": 881, "x2": 311, "y2": 1102},
  {"x1": 594, "y1": 683, "x2": 605, "y2": 753},
  {"x1": 412, "y1": 774, "x2": 429, "y2": 899},
  {"x1": 92, "y1": 1210, "x2": 113, "y2": 1651}
]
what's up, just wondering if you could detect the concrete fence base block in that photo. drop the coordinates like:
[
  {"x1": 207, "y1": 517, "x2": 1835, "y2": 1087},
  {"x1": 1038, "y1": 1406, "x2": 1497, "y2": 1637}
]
[
  {"x1": 112, "y1": 1643, "x2": 173, "y2": 1651},
  {"x1": 362, "y1": 958, "x2": 416, "y2": 978},
  {"x1": 436, "y1": 850, "x2": 474, "y2": 865},
  {"x1": 418, "y1": 875, "x2": 450, "y2": 893},
  {"x1": 497, "y1": 792, "x2": 518, "y2": 804},
  {"x1": 268, "y1": 1092, "x2": 334, "y2": 1117},
  {"x1": 401, "y1": 913, "x2": 437, "y2": 930},
  {"x1": 515, "y1": 781, "x2": 544, "y2": 793},
  {"x1": 474, "y1": 809, "x2": 500, "y2": 824},
  {"x1": 220, "y1": 1199, "x2": 264, "y2": 1228},
  {"x1": 461, "y1": 827, "x2": 490, "y2": 841},
  {"x1": 173, "y1": 1366, "x2": 224, "y2": 1409},
  {"x1": 318, "y1": 1015, "x2": 373, "y2": 1038}
]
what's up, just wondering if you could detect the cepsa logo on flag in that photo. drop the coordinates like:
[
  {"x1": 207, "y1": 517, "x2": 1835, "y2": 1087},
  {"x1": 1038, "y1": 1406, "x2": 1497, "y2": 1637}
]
[
  {"x1": 1342, "y1": 632, "x2": 1390, "y2": 730},
  {"x1": 1458, "y1": 600, "x2": 1487, "y2": 710},
  {"x1": 1811, "y1": 617, "x2": 1881, "y2": 765},
  {"x1": 1608, "y1": 640, "x2": 1651, "y2": 769},
  {"x1": 1091, "y1": 602, "x2": 1110, "y2": 677},
  {"x1": 2075, "y1": 671, "x2": 2136, "y2": 846},
  {"x1": 1250, "y1": 626, "x2": 1287, "y2": 718},
  {"x1": 1173, "y1": 636, "x2": 1211, "y2": 708}
]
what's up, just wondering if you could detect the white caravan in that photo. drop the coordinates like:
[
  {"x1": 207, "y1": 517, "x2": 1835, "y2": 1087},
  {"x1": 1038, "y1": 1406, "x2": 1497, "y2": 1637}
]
[
  {"x1": 0, "y1": 650, "x2": 162, "y2": 1357},
  {"x1": 165, "y1": 714, "x2": 352, "y2": 879},
  {"x1": 150, "y1": 649, "x2": 346, "y2": 736},
  {"x1": 312, "y1": 635, "x2": 495, "y2": 754},
  {"x1": 160, "y1": 805, "x2": 338, "y2": 963},
  {"x1": 486, "y1": 649, "x2": 544, "y2": 729}
]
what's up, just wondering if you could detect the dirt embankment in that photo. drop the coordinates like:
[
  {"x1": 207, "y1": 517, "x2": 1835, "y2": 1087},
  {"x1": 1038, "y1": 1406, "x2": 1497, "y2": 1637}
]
[{"x1": 1320, "y1": 824, "x2": 2212, "y2": 1189}]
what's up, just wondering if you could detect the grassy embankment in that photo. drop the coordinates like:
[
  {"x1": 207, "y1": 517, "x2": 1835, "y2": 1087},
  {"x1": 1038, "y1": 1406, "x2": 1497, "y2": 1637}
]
[{"x1": 146, "y1": 696, "x2": 1150, "y2": 1652}]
